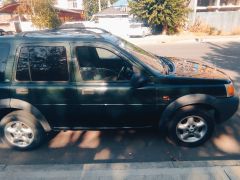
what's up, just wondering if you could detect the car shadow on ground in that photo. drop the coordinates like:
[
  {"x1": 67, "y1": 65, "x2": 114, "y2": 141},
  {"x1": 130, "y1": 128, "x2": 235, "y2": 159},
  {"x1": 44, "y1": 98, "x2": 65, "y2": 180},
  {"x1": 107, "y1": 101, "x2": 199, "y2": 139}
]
[{"x1": 0, "y1": 42, "x2": 240, "y2": 165}]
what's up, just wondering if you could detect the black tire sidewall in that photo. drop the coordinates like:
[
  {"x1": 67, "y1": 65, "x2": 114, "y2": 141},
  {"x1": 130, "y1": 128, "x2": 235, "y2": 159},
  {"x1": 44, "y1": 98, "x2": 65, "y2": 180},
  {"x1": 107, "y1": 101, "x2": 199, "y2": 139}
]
[
  {"x1": 168, "y1": 107, "x2": 215, "y2": 147},
  {"x1": 0, "y1": 110, "x2": 45, "y2": 150}
]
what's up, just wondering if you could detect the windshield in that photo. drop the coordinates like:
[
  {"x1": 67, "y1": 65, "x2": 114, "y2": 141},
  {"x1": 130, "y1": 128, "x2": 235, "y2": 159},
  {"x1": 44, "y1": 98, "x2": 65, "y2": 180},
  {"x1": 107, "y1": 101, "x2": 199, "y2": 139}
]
[{"x1": 117, "y1": 38, "x2": 165, "y2": 74}]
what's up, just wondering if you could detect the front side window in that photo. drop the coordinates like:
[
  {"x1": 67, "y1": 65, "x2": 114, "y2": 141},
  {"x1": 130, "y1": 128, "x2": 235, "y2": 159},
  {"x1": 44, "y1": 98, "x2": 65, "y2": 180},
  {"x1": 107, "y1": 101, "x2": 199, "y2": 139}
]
[
  {"x1": 16, "y1": 46, "x2": 69, "y2": 81},
  {"x1": 76, "y1": 46, "x2": 134, "y2": 81}
]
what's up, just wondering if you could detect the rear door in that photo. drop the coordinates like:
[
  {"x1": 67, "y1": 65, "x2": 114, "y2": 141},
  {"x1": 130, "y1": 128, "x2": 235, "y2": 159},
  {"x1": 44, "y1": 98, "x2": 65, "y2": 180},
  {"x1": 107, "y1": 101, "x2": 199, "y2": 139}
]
[{"x1": 10, "y1": 43, "x2": 78, "y2": 128}]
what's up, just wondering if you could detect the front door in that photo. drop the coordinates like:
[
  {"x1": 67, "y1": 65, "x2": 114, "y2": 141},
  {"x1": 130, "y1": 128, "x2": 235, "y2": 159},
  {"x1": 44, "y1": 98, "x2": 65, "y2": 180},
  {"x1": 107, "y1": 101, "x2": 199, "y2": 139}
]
[{"x1": 72, "y1": 43, "x2": 158, "y2": 128}]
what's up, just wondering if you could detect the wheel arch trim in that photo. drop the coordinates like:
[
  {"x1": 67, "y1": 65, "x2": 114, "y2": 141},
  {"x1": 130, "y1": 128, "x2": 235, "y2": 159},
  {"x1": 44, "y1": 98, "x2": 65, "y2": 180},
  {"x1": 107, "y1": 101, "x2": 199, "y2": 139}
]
[
  {"x1": 159, "y1": 94, "x2": 217, "y2": 128},
  {"x1": 8, "y1": 99, "x2": 51, "y2": 132}
]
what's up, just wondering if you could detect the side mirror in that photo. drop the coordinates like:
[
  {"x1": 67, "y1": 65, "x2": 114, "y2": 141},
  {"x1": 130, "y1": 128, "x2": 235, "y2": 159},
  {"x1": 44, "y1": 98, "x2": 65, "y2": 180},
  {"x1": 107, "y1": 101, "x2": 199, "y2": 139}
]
[{"x1": 130, "y1": 73, "x2": 148, "y2": 88}]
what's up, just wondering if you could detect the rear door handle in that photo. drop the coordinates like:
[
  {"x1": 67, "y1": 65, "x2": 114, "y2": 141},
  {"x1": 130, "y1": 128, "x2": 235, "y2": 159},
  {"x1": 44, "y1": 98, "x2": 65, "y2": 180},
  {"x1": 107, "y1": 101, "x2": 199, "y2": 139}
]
[
  {"x1": 16, "y1": 88, "x2": 29, "y2": 95},
  {"x1": 81, "y1": 89, "x2": 94, "y2": 95}
]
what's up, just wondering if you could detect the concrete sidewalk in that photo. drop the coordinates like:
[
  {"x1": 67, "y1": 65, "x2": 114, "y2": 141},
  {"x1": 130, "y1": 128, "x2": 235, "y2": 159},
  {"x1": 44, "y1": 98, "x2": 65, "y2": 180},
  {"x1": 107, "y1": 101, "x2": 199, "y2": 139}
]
[
  {"x1": 1, "y1": 160, "x2": 240, "y2": 180},
  {"x1": 125, "y1": 34, "x2": 240, "y2": 45}
]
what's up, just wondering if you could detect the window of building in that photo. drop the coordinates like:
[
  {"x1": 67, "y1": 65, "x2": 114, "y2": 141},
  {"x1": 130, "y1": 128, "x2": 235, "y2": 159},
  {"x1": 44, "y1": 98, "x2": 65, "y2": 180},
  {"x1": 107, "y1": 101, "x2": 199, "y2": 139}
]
[
  {"x1": 16, "y1": 46, "x2": 69, "y2": 81},
  {"x1": 198, "y1": 0, "x2": 240, "y2": 6},
  {"x1": 198, "y1": 0, "x2": 217, "y2": 6},
  {"x1": 68, "y1": 0, "x2": 78, "y2": 8},
  {"x1": 220, "y1": 0, "x2": 240, "y2": 5}
]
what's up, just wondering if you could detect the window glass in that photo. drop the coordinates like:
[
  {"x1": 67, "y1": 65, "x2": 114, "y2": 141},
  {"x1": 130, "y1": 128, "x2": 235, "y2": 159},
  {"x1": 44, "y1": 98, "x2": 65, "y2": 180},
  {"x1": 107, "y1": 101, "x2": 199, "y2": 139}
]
[
  {"x1": 16, "y1": 46, "x2": 69, "y2": 81},
  {"x1": 197, "y1": 0, "x2": 216, "y2": 6},
  {"x1": 220, "y1": 0, "x2": 240, "y2": 5},
  {"x1": 76, "y1": 46, "x2": 134, "y2": 81},
  {"x1": 0, "y1": 43, "x2": 10, "y2": 81},
  {"x1": 16, "y1": 47, "x2": 30, "y2": 81},
  {"x1": 96, "y1": 48, "x2": 118, "y2": 59}
]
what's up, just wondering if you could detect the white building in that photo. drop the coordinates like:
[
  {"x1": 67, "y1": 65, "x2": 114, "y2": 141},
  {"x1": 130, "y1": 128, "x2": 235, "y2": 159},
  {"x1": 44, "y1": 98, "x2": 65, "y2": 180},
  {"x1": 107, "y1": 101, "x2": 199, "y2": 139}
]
[
  {"x1": 0, "y1": 0, "x2": 3, "y2": 7},
  {"x1": 55, "y1": 0, "x2": 83, "y2": 10}
]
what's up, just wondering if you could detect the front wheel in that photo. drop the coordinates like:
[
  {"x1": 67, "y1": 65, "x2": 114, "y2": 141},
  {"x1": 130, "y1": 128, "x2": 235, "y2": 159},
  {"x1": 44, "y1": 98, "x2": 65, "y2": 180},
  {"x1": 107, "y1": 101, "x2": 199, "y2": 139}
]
[
  {"x1": 167, "y1": 107, "x2": 215, "y2": 147},
  {"x1": 0, "y1": 110, "x2": 45, "y2": 150}
]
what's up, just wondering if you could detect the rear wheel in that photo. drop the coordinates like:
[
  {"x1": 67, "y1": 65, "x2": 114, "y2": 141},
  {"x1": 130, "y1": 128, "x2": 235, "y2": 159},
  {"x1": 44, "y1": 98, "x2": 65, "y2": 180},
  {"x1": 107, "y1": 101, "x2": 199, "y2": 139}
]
[
  {"x1": 0, "y1": 110, "x2": 45, "y2": 150},
  {"x1": 168, "y1": 107, "x2": 214, "y2": 147}
]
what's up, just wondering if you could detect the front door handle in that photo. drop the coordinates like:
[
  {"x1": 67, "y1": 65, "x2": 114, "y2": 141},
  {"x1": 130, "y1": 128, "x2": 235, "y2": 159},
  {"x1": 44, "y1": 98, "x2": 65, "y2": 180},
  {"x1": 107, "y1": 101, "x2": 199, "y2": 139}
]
[{"x1": 82, "y1": 89, "x2": 94, "y2": 95}]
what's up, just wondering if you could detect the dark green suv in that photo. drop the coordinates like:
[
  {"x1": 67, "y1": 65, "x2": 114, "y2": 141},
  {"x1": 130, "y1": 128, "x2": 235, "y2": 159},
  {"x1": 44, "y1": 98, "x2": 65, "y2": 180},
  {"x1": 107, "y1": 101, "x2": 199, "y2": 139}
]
[{"x1": 0, "y1": 28, "x2": 238, "y2": 150}]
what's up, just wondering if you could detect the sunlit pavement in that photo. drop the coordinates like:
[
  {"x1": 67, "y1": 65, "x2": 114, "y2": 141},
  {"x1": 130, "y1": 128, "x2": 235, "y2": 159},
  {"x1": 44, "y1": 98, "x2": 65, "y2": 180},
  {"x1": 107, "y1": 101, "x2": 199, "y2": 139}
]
[
  {"x1": 1, "y1": 161, "x2": 240, "y2": 179},
  {"x1": 0, "y1": 40, "x2": 240, "y2": 179}
]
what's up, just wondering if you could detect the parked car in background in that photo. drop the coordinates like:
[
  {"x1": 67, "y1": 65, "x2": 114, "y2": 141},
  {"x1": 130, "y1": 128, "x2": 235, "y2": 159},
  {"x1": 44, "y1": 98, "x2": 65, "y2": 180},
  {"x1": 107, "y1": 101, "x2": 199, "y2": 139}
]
[
  {"x1": 60, "y1": 21, "x2": 97, "y2": 29},
  {"x1": 0, "y1": 29, "x2": 5, "y2": 36},
  {"x1": 0, "y1": 28, "x2": 238, "y2": 150},
  {"x1": 0, "y1": 29, "x2": 14, "y2": 36},
  {"x1": 127, "y1": 23, "x2": 151, "y2": 37}
]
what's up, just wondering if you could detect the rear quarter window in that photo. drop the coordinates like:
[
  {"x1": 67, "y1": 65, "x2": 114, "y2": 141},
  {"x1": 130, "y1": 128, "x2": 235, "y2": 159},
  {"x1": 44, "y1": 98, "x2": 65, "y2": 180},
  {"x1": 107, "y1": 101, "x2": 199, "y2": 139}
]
[{"x1": 0, "y1": 43, "x2": 10, "y2": 81}]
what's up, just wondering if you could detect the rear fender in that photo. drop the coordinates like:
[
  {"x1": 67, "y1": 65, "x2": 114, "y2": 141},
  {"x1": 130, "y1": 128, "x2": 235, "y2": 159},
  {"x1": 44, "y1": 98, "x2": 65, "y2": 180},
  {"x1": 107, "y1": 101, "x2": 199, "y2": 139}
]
[{"x1": 9, "y1": 99, "x2": 51, "y2": 132}]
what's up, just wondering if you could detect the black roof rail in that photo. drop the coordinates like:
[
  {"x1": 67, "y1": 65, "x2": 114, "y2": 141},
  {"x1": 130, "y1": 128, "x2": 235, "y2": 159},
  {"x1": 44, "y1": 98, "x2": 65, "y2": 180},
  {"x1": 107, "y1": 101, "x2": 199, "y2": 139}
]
[
  {"x1": 52, "y1": 27, "x2": 111, "y2": 34},
  {"x1": 15, "y1": 27, "x2": 108, "y2": 38}
]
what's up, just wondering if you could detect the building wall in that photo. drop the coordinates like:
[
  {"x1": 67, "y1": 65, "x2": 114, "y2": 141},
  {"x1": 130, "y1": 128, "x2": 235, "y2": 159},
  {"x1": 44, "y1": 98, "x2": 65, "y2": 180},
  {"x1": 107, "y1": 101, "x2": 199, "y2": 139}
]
[
  {"x1": 194, "y1": 11, "x2": 240, "y2": 32},
  {"x1": 189, "y1": 0, "x2": 240, "y2": 32},
  {"x1": 55, "y1": 0, "x2": 83, "y2": 10}
]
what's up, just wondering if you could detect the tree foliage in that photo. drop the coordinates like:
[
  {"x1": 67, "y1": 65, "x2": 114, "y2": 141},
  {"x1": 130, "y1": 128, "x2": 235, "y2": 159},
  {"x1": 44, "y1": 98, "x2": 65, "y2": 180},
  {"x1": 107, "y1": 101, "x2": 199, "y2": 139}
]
[
  {"x1": 17, "y1": 0, "x2": 61, "y2": 29},
  {"x1": 83, "y1": 0, "x2": 117, "y2": 20},
  {"x1": 129, "y1": 0, "x2": 190, "y2": 34}
]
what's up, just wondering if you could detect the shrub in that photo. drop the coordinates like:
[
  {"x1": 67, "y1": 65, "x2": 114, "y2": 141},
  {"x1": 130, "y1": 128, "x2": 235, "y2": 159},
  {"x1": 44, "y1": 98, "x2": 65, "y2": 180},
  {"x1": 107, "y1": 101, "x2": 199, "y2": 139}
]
[{"x1": 129, "y1": 0, "x2": 191, "y2": 35}]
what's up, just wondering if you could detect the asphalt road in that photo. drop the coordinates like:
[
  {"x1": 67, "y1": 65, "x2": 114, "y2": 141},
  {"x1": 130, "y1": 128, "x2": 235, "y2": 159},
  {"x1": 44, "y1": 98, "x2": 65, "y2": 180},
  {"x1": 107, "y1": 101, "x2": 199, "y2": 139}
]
[{"x1": 0, "y1": 40, "x2": 240, "y2": 165}]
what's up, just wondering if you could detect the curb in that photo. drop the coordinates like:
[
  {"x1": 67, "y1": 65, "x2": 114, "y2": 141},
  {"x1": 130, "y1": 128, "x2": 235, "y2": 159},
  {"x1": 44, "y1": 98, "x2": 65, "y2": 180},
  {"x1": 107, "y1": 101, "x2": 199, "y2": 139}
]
[
  {"x1": 1, "y1": 161, "x2": 240, "y2": 179},
  {"x1": 1, "y1": 160, "x2": 240, "y2": 171}
]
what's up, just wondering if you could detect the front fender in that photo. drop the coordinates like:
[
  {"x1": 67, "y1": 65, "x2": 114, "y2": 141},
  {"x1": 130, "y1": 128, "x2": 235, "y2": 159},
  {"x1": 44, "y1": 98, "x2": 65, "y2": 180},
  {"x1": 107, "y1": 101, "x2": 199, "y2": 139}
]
[{"x1": 159, "y1": 94, "x2": 216, "y2": 128}]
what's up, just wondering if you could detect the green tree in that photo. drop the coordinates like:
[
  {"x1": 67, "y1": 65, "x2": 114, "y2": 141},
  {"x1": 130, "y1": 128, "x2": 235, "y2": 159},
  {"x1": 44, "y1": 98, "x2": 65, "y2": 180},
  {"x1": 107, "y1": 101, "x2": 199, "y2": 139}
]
[
  {"x1": 129, "y1": 0, "x2": 190, "y2": 34},
  {"x1": 83, "y1": 0, "x2": 117, "y2": 20},
  {"x1": 17, "y1": 0, "x2": 61, "y2": 29}
]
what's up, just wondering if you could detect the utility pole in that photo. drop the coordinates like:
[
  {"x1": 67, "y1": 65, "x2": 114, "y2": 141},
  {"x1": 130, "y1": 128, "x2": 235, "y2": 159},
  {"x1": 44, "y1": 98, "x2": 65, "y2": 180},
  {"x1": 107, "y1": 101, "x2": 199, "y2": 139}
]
[
  {"x1": 192, "y1": 0, "x2": 198, "y2": 24},
  {"x1": 107, "y1": 0, "x2": 111, "y2": 7},
  {"x1": 98, "y1": 0, "x2": 101, "y2": 12}
]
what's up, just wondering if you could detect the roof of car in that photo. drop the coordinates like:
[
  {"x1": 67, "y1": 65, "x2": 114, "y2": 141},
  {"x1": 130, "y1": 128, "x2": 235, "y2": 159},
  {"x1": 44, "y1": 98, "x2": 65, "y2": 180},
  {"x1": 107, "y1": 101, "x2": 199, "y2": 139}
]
[
  {"x1": 0, "y1": 27, "x2": 114, "y2": 41},
  {"x1": 0, "y1": 28, "x2": 124, "y2": 48}
]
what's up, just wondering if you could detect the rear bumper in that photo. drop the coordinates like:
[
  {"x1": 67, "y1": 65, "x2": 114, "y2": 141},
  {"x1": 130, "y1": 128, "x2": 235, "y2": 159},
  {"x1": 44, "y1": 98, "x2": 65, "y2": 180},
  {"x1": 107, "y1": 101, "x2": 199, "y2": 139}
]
[{"x1": 214, "y1": 95, "x2": 239, "y2": 123}]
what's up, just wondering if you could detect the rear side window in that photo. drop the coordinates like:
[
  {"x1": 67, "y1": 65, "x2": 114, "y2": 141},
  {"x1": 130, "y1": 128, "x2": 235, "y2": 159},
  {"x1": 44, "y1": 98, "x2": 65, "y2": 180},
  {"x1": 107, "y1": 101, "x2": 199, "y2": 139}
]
[
  {"x1": 0, "y1": 43, "x2": 10, "y2": 81},
  {"x1": 16, "y1": 46, "x2": 69, "y2": 81}
]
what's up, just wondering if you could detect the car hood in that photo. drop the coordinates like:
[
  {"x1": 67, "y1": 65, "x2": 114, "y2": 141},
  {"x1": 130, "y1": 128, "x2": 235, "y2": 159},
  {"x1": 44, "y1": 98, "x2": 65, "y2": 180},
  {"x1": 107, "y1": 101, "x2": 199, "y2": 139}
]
[{"x1": 160, "y1": 57, "x2": 230, "y2": 80}]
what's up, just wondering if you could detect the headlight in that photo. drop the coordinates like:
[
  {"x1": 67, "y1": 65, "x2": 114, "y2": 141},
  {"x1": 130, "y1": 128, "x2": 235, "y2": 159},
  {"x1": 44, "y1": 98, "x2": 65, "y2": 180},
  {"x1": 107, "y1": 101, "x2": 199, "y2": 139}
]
[{"x1": 225, "y1": 83, "x2": 235, "y2": 97}]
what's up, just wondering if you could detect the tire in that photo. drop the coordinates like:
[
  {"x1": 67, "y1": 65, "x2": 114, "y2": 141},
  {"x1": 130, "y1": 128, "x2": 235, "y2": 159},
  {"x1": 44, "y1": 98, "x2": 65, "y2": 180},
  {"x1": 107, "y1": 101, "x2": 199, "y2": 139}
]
[
  {"x1": 167, "y1": 107, "x2": 214, "y2": 147},
  {"x1": 0, "y1": 110, "x2": 45, "y2": 150}
]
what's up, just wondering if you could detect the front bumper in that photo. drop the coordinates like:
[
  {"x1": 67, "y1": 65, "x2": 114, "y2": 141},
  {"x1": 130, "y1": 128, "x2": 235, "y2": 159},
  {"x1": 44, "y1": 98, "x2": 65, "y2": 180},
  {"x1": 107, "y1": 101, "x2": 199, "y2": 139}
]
[{"x1": 214, "y1": 95, "x2": 239, "y2": 123}]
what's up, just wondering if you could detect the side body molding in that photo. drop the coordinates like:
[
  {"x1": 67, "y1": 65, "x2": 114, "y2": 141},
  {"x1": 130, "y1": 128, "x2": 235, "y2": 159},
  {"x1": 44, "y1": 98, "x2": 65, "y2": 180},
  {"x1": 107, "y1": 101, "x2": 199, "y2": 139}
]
[
  {"x1": 159, "y1": 94, "x2": 216, "y2": 128},
  {"x1": 9, "y1": 99, "x2": 52, "y2": 132},
  {"x1": 0, "y1": 99, "x2": 11, "y2": 109}
]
